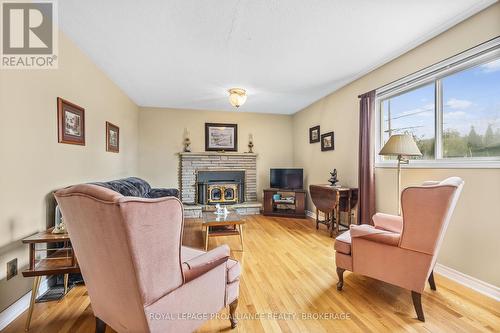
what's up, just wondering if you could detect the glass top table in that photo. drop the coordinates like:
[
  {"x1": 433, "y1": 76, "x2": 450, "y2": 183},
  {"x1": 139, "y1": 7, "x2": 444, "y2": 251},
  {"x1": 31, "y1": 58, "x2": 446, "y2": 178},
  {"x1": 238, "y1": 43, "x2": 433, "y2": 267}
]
[
  {"x1": 202, "y1": 211, "x2": 242, "y2": 224},
  {"x1": 201, "y1": 211, "x2": 245, "y2": 251}
]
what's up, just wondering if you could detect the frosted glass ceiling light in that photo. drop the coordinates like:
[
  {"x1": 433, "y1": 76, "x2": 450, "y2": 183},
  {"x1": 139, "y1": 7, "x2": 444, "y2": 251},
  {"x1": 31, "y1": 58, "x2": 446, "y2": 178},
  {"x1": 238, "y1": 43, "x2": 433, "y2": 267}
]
[{"x1": 228, "y1": 88, "x2": 247, "y2": 108}]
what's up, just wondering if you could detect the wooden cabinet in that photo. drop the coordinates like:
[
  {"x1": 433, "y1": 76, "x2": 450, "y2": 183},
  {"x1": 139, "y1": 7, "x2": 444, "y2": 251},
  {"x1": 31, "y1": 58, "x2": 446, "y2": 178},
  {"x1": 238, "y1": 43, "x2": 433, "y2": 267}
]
[{"x1": 263, "y1": 189, "x2": 306, "y2": 218}]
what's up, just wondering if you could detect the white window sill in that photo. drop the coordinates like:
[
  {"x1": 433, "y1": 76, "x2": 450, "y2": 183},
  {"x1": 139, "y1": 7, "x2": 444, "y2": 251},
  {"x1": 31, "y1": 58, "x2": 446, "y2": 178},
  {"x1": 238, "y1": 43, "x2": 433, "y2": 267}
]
[{"x1": 375, "y1": 160, "x2": 500, "y2": 169}]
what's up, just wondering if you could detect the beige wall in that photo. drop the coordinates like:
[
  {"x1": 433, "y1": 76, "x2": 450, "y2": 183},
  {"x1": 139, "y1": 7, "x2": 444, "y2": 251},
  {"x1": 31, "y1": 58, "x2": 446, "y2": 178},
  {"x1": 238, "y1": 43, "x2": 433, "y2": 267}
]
[
  {"x1": 0, "y1": 32, "x2": 139, "y2": 311},
  {"x1": 1, "y1": 3, "x2": 498, "y2": 316},
  {"x1": 138, "y1": 107, "x2": 294, "y2": 201},
  {"x1": 292, "y1": 3, "x2": 500, "y2": 286}
]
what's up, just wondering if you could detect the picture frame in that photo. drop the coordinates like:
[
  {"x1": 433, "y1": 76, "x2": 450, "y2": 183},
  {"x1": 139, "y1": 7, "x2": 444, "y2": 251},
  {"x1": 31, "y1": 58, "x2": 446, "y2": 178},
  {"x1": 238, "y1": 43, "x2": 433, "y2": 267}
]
[
  {"x1": 57, "y1": 97, "x2": 85, "y2": 145},
  {"x1": 106, "y1": 121, "x2": 120, "y2": 153},
  {"x1": 205, "y1": 123, "x2": 238, "y2": 152},
  {"x1": 321, "y1": 131, "x2": 335, "y2": 151},
  {"x1": 309, "y1": 125, "x2": 320, "y2": 143}
]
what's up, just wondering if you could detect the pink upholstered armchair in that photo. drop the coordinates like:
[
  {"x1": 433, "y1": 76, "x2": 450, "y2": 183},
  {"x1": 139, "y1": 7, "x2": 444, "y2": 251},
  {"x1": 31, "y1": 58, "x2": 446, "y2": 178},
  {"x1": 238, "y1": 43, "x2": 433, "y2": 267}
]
[
  {"x1": 334, "y1": 177, "x2": 464, "y2": 321},
  {"x1": 54, "y1": 184, "x2": 240, "y2": 333}
]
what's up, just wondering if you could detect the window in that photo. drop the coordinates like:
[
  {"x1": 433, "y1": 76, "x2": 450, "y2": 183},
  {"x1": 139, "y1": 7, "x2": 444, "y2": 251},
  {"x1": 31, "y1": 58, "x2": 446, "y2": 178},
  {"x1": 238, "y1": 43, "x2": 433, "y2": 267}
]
[
  {"x1": 381, "y1": 84, "x2": 435, "y2": 160},
  {"x1": 376, "y1": 38, "x2": 500, "y2": 167},
  {"x1": 442, "y1": 61, "x2": 500, "y2": 158}
]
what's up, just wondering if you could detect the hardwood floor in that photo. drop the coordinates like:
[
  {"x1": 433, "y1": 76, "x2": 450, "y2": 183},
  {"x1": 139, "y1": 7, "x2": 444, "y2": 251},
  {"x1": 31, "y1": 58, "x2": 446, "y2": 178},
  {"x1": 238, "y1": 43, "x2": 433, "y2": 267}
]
[{"x1": 3, "y1": 215, "x2": 499, "y2": 333}]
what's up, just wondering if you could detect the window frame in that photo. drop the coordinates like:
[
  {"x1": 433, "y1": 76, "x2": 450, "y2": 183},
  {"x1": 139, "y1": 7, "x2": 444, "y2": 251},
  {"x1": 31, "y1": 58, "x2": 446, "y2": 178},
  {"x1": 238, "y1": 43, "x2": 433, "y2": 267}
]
[{"x1": 375, "y1": 37, "x2": 500, "y2": 169}]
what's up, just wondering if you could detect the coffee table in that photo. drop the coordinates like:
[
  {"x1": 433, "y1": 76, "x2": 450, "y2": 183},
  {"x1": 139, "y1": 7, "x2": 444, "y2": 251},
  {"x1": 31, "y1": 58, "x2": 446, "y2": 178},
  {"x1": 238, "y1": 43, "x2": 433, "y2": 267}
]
[{"x1": 202, "y1": 212, "x2": 245, "y2": 251}]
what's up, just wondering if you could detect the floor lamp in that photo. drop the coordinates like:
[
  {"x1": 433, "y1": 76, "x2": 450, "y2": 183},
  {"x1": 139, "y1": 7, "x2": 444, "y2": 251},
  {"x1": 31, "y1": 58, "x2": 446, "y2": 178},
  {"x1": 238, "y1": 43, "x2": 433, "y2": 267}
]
[{"x1": 379, "y1": 134, "x2": 422, "y2": 215}]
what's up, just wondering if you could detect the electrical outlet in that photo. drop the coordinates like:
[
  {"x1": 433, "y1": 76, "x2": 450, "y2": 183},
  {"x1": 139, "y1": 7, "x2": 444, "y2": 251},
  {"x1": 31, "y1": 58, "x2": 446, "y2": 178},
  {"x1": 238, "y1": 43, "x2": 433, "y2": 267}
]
[{"x1": 7, "y1": 258, "x2": 18, "y2": 280}]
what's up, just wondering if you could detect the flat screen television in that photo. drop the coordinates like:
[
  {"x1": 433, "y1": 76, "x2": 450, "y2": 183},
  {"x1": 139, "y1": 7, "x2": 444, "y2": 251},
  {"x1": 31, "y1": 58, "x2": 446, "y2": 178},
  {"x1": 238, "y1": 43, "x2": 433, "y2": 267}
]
[{"x1": 270, "y1": 168, "x2": 303, "y2": 190}]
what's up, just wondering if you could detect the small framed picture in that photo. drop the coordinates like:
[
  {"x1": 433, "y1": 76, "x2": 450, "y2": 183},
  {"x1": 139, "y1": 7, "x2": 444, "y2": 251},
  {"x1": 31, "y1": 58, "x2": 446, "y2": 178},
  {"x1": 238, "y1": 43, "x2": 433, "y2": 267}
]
[
  {"x1": 309, "y1": 125, "x2": 320, "y2": 143},
  {"x1": 205, "y1": 123, "x2": 238, "y2": 152},
  {"x1": 321, "y1": 132, "x2": 335, "y2": 151},
  {"x1": 57, "y1": 97, "x2": 85, "y2": 145},
  {"x1": 106, "y1": 122, "x2": 119, "y2": 153}
]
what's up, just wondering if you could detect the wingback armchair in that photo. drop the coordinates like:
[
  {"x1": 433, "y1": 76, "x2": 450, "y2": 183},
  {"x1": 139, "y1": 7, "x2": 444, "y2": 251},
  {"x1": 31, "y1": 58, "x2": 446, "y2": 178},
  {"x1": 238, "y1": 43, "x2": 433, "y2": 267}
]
[
  {"x1": 334, "y1": 177, "x2": 464, "y2": 321},
  {"x1": 54, "y1": 184, "x2": 240, "y2": 333}
]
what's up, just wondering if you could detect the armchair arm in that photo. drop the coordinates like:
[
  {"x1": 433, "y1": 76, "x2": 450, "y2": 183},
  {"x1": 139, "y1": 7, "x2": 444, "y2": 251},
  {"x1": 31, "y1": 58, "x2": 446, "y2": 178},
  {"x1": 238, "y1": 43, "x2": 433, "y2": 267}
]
[
  {"x1": 350, "y1": 224, "x2": 400, "y2": 247},
  {"x1": 182, "y1": 245, "x2": 230, "y2": 283},
  {"x1": 372, "y1": 213, "x2": 403, "y2": 233},
  {"x1": 147, "y1": 187, "x2": 179, "y2": 199}
]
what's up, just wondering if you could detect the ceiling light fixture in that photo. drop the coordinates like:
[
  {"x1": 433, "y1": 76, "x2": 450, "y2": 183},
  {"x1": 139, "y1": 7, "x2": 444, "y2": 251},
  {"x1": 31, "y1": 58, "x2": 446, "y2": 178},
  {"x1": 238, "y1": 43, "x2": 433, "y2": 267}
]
[{"x1": 228, "y1": 88, "x2": 247, "y2": 108}]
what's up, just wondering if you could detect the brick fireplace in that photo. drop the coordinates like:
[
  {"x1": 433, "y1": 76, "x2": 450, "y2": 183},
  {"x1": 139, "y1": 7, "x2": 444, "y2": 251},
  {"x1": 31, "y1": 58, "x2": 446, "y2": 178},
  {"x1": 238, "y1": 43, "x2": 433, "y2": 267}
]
[{"x1": 179, "y1": 152, "x2": 260, "y2": 217}]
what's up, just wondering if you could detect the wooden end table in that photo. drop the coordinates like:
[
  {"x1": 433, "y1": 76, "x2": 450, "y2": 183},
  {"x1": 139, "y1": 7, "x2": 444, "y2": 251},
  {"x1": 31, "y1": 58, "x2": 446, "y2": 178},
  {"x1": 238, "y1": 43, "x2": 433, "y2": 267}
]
[
  {"x1": 309, "y1": 185, "x2": 359, "y2": 237},
  {"x1": 202, "y1": 212, "x2": 245, "y2": 251},
  {"x1": 22, "y1": 228, "x2": 80, "y2": 331}
]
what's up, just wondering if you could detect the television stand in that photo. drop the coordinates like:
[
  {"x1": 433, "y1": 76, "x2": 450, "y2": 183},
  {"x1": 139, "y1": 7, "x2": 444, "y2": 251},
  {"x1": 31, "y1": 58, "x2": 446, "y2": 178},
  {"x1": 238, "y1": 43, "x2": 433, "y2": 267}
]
[{"x1": 263, "y1": 188, "x2": 306, "y2": 218}]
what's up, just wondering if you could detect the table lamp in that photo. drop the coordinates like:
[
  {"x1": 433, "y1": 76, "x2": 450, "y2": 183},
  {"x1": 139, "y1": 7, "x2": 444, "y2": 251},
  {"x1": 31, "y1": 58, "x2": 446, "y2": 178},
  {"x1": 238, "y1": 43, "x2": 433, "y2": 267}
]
[{"x1": 379, "y1": 134, "x2": 422, "y2": 214}]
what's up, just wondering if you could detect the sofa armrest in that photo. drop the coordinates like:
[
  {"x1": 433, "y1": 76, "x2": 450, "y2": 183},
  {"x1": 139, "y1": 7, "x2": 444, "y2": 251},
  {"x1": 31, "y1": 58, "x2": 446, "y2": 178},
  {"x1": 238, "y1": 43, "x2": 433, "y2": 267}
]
[
  {"x1": 147, "y1": 188, "x2": 179, "y2": 199},
  {"x1": 350, "y1": 224, "x2": 400, "y2": 247},
  {"x1": 182, "y1": 245, "x2": 230, "y2": 283},
  {"x1": 372, "y1": 213, "x2": 403, "y2": 233}
]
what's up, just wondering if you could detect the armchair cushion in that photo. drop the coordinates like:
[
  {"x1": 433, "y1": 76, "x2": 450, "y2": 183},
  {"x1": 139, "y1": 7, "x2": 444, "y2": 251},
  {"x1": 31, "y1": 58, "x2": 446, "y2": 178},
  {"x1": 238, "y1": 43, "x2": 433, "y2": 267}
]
[
  {"x1": 182, "y1": 245, "x2": 230, "y2": 283},
  {"x1": 372, "y1": 213, "x2": 403, "y2": 233},
  {"x1": 350, "y1": 224, "x2": 400, "y2": 247},
  {"x1": 334, "y1": 231, "x2": 352, "y2": 255}
]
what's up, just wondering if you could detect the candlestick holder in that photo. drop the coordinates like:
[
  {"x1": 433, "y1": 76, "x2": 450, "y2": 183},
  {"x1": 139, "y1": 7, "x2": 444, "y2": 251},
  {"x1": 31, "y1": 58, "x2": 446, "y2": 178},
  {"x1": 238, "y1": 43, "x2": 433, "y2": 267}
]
[{"x1": 248, "y1": 141, "x2": 254, "y2": 153}]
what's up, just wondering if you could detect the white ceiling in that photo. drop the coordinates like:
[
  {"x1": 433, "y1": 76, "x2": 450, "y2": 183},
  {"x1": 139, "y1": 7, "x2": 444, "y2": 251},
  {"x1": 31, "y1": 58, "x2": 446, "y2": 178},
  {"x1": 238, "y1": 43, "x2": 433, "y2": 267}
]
[{"x1": 59, "y1": 0, "x2": 495, "y2": 114}]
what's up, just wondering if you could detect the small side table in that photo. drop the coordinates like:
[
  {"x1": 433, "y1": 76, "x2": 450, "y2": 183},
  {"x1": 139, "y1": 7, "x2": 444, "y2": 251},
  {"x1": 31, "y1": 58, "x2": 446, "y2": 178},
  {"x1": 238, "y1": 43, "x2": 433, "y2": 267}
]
[
  {"x1": 309, "y1": 185, "x2": 359, "y2": 237},
  {"x1": 22, "y1": 228, "x2": 80, "y2": 331}
]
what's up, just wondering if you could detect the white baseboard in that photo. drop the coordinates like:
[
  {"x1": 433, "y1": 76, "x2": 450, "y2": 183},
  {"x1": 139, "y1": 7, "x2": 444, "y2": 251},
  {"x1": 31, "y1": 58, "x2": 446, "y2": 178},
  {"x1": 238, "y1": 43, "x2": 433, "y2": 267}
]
[
  {"x1": 434, "y1": 263, "x2": 500, "y2": 301},
  {"x1": 0, "y1": 278, "x2": 50, "y2": 331}
]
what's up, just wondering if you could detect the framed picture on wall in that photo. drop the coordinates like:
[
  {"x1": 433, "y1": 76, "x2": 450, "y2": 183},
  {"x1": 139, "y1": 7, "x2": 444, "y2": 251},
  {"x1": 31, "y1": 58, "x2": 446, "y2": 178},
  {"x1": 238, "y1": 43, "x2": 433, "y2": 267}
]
[
  {"x1": 205, "y1": 123, "x2": 238, "y2": 151},
  {"x1": 309, "y1": 125, "x2": 320, "y2": 143},
  {"x1": 106, "y1": 122, "x2": 120, "y2": 153},
  {"x1": 57, "y1": 97, "x2": 85, "y2": 145},
  {"x1": 321, "y1": 131, "x2": 335, "y2": 151}
]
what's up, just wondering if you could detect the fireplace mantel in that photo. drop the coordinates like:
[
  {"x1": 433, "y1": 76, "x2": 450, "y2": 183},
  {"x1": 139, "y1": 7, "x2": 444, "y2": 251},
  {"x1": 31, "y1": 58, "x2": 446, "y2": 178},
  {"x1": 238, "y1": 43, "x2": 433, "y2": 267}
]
[{"x1": 179, "y1": 152, "x2": 257, "y2": 205}]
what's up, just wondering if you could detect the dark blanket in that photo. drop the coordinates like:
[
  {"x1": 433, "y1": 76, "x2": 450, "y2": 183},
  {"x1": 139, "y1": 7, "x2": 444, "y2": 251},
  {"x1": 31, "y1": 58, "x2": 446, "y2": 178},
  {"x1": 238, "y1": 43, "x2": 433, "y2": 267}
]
[{"x1": 92, "y1": 177, "x2": 179, "y2": 198}]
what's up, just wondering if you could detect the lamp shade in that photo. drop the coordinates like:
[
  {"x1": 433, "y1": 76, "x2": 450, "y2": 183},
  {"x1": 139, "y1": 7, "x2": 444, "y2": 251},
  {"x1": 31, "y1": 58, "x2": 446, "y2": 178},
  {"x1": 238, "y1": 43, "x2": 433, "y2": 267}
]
[{"x1": 379, "y1": 134, "x2": 422, "y2": 156}]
